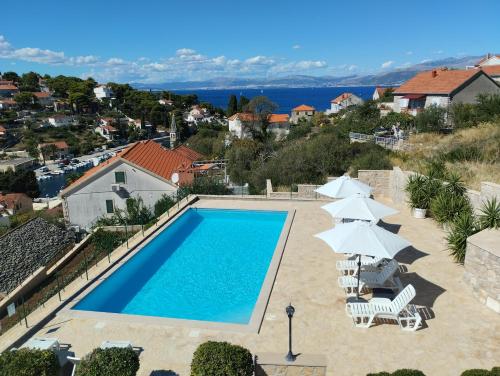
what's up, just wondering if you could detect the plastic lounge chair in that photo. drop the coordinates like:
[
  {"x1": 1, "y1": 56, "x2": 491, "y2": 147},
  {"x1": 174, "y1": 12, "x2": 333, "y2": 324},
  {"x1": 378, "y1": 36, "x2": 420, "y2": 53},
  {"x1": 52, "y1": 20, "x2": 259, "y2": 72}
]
[
  {"x1": 338, "y1": 259, "x2": 402, "y2": 295},
  {"x1": 67, "y1": 356, "x2": 81, "y2": 376},
  {"x1": 345, "y1": 284, "x2": 422, "y2": 331},
  {"x1": 336, "y1": 256, "x2": 384, "y2": 275}
]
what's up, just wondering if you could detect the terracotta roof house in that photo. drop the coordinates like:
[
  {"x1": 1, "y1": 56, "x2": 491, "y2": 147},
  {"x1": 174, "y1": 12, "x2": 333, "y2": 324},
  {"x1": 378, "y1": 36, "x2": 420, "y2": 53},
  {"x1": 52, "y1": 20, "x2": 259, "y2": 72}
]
[
  {"x1": 38, "y1": 141, "x2": 70, "y2": 161},
  {"x1": 327, "y1": 93, "x2": 364, "y2": 114},
  {"x1": 32, "y1": 92, "x2": 55, "y2": 107},
  {"x1": 95, "y1": 124, "x2": 118, "y2": 141},
  {"x1": 228, "y1": 112, "x2": 291, "y2": 139},
  {"x1": 392, "y1": 68, "x2": 500, "y2": 116},
  {"x1": 290, "y1": 105, "x2": 315, "y2": 124},
  {"x1": 60, "y1": 140, "x2": 204, "y2": 229},
  {"x1": 0, "y1": 98, "x2": 17, "y2": 110},
  {"x1": 476, "y1": 53, "x2": 500, "y2": 67},
  {"x1": 372, "y1": 87, "x2": 396, "y2": 101},
  {"x1": 0, "y1": 84, "x2": 19, "y2": 97},
  {"x1": 0, "y1": 193, "x2": 33, "y2": 215}
]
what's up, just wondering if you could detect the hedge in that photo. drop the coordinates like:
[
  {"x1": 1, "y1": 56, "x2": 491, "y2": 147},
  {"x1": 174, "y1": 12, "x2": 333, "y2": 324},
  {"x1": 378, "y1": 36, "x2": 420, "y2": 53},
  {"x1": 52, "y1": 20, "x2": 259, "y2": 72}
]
[
  {"x1": 75, "y1": 347, "x2": 139, "y2": 376},
  {"x1": 0, "y1": 348, "x2": 59, "y2": 376},
  {"x1": 190, "y1": 341, "x2": 253, "y2": 376}
]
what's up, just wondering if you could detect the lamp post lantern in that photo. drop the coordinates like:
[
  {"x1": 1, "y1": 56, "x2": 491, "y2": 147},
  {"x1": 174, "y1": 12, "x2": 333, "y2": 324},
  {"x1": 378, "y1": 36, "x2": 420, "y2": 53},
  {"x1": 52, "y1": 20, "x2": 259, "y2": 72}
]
[{"x1": 285, "y1": 303, "x2": 296, "y2": 362}]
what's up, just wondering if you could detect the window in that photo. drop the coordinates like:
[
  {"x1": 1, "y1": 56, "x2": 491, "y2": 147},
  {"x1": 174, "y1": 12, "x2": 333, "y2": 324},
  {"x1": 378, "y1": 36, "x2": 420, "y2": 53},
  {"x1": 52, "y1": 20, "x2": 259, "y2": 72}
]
[
  {"x1": 115, "y1": 171, "x2": 126, "y2": 184},
  {"x1": 105, "y1": 199, "x2": 114, "y2": 214}
]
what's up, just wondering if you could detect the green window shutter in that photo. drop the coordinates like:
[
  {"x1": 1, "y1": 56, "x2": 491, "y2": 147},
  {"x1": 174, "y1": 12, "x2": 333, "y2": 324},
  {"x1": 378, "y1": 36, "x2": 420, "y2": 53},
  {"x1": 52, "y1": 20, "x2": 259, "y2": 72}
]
[
  {"x1": 105, "y1": 199, "x2": 114, "y2": 214},
  {"x1": 115, "y1": 171, "x2": 126, "y2": 183}
]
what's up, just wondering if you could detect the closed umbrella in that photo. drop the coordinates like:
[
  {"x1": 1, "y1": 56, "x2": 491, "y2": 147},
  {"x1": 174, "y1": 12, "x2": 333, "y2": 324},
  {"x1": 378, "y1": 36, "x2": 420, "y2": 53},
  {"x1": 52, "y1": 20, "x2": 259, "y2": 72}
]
[
  {"x1": 315, "y1": 176, "x2": 372, "y2": 199},
  {"x1": 321, "y1": 193, "x2": 398, "y2": 222},
  {"x1": 314, "y1": 221, "x2": 411, "y2": 298}
]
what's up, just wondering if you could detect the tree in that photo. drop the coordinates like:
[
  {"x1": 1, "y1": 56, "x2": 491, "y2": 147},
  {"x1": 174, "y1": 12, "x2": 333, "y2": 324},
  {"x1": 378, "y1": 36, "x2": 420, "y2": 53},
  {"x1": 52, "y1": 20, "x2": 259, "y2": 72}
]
[
  {"x1": 237, "y1": 96, "x2": 250, "y2": 112},
  {"x1": 245, "y1": 96, "x2": 278, "y2": 139},
  {"x1": 227, "y1": 94, "x2": 238, "y2": 116},
  {"x1": 20, "y1": 71, "x2": 40, "y2": 92},
  {"x1": 14, "y1": 92, "x2": 36, "y2": 110},
  {"x1": 41, "y1": 144, "x2": 58, "y2": 163},
  {"x1": 414, "y1": 105, "x2": 446, "y2": 132},
  {"x1": 1, "y1": 71, "x2": 20, "y2": 83}
]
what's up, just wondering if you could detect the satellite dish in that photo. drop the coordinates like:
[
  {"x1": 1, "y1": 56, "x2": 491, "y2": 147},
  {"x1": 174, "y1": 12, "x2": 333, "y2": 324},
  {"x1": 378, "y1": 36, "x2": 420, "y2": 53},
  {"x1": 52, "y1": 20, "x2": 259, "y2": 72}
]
[{"x1": 171, "y1": 172, "x2": 179, "y2": 184}]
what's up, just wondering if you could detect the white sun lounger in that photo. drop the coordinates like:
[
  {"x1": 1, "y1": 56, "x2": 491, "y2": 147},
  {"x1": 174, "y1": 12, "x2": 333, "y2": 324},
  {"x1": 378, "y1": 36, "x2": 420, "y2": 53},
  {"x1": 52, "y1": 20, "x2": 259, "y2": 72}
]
[
  {"x1": 336, "y1": 256, "x2": 384, "y2": 275},
  {"x1": 338, "y1": 259, "x2": 401, "y2": 295},
  {"x1": 100, "y1": 340, "x2": 133, "y2": 349},
  {"x1": 345, "y1": 284, "x2": 422, "y2": 331}
]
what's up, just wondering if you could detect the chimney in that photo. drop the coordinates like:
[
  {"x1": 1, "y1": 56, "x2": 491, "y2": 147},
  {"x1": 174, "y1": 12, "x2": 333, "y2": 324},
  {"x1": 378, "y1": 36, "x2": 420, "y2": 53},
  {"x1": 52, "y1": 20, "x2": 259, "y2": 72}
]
[
  {"x1": 487, "y1": 52, "x2": 492, "y2": 59},
  {"x1": 431, "y1": 70, "x2": 438, "y2": 78}
]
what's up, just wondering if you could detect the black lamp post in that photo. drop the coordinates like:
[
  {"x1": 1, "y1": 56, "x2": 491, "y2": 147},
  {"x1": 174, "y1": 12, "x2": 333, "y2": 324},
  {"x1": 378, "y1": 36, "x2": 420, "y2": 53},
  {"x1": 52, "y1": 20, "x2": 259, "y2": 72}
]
[{"x1": 285, "y1": 303, "x2": 296, "y2": 362}]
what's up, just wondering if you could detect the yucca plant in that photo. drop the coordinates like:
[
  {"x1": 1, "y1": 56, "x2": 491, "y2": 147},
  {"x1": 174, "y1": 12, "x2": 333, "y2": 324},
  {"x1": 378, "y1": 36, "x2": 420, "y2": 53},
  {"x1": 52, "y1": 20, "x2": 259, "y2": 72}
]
[
  {"x1": 478, "y1": 198, "x2": 500, "y2": 229},
  {"x1": 405, "y1": 174, "x2": 429, "y2": 209},
  {"x1": 446, "y1": 211, "x2": 479, "y2": 263},
  {"x1": 430, "y1": 192, "x2": 472, "y2": 225},
  {"x1": 444, "y1": 171, "x2": 467, "y2": 197}
]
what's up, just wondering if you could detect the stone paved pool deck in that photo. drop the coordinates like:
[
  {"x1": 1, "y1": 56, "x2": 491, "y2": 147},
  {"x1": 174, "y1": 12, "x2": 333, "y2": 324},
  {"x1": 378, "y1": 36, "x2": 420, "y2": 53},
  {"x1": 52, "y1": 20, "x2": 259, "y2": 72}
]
[{"x1": 10, "y1": 198, "x2": 500, "y2": 375}]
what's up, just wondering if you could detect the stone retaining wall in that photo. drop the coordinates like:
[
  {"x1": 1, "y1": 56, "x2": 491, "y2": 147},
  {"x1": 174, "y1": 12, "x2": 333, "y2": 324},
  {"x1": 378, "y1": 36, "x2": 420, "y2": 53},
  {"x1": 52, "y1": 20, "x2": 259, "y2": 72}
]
[
  {"x1": 255, "y1": 353, "x2": 327, "y2": 376},
  {"x1": 463, "y1": 229, "x2": 500, "y2": 313}
]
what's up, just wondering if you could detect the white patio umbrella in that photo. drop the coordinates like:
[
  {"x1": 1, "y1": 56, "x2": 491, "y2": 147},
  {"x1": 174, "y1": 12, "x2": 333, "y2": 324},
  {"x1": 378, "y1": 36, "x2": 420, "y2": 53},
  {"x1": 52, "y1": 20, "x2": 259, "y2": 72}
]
[
  {"x1": 321, "y1": 193, "x2": 398, "y2": 222},
  {"x1": 314, "y1": 175, "x2": 372, "y2": 199},
  {"x1": 314, "y1": 221, "x2": 411, "y2": 298}
]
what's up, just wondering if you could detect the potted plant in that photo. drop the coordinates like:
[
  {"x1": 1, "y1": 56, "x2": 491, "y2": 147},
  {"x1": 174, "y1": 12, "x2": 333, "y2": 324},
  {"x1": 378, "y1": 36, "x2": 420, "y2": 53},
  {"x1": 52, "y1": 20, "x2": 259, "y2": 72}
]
[{"x1": 405, "y1": 174, "x2": 430, "y2": 218}]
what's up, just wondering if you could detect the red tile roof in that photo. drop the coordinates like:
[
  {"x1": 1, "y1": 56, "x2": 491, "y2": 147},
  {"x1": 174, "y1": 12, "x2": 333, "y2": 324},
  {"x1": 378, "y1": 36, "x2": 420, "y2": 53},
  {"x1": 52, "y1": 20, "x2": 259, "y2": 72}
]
[
  {"x1": 0, "y1": 84, "x2": 18, "y2": 91},
  {"x1": 39, "y1": 141, "x2": 69, "y2": 150},
  {"x1": 0, "y1": 125, "x2": 6, "y2": 132},
  {"x1": 268, "y1": 114, "x2": 289, "y2": 123},
  {"x1": 228, "y1": 113, "x2": 258, "y2": 121},
  {"x1": 292, "y1": 104, "x2": 315, "y2": 112},
  {"x1": 331, "y1": 93, "x2": 353, "y2": 104},
  {"x1": 33, "y1": 92, "x2": 52, "y2": 98},
  {"x1": 480, "y1": 65, "x2": 500, "y2": 77},
  {"x1": 394, "y1": 69, "x2": 484, "y2": 95},
  {"x1": 0, "y1": 99, "x2": 16, "y2": 105},
  {"x1": 62, "y1": 141, "x2": 204, "y2": 195},
  {"x1": 101, "y1": 125, "x2": 117, "y2": 132},
  {"x1": 0, "y1": 193, "x2": 31, "y2": 210}
]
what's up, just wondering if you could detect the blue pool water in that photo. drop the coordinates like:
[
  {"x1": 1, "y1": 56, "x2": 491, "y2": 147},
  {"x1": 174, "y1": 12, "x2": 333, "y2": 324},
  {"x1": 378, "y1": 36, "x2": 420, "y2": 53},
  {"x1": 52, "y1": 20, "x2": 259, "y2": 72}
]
[{"x1": 74, "y1": 208, "x2": 287, "y2": 324}]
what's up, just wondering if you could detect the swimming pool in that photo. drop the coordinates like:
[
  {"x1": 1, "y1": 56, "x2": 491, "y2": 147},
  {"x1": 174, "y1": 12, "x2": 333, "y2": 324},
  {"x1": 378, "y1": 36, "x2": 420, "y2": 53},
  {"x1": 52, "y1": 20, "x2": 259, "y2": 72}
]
[{"x1": 73, "y1": 208, "x2": 289, "y2": 327}]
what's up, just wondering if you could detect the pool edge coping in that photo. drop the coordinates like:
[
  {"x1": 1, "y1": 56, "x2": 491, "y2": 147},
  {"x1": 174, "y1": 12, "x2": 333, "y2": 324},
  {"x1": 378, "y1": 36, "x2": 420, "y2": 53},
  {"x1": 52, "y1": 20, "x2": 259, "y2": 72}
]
[{"x1": 59, "y1": 204, "x2": 296, "y2": 334}]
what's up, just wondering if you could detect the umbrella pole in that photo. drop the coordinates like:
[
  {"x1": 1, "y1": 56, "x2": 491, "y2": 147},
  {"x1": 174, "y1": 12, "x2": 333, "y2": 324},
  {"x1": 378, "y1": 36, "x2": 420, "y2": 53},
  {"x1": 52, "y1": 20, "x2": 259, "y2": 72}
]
[{"x1": 356, "y1": 254, "x2": 361, "y2": 300}]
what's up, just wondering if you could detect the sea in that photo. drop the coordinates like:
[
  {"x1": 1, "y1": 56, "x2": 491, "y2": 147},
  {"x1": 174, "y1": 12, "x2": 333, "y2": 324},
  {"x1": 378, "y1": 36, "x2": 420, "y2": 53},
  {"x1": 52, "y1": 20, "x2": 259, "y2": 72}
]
[{"x1": 172, "y1": 86, "x2": 376, "y2": 114}]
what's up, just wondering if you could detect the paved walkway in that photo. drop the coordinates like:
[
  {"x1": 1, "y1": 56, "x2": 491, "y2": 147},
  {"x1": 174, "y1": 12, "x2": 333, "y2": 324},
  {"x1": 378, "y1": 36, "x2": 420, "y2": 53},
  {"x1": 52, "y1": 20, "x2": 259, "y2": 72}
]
[{"x1": 4, "y1": 198, "x2": 499, "y2": 375}]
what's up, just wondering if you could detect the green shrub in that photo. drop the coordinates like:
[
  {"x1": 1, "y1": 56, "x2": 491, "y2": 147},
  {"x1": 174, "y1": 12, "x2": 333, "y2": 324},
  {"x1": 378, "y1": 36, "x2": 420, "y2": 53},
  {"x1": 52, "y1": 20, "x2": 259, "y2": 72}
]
[
  {"x1": 392, "y1": 370, "x2": 426, "y2": 376},
  {"x1": 444, "y1": 171, "x2": 467, "y2": 197},
  {"x1": 0, "y1": 348, "x2": 59, "y2": 376},
  {"x1": 154, "y1": 194, "x2": 176, "y2": 217},
  {"x1": 461, "y1": 369, "x2": 492, "y2": 376},
  {"x1": 190, "y1": 341, "x2": 253, "y2": 376},
  {"x1": 447, "y1": 211, "x2": 479, "y2": 263},
  {"x1": 405, "y1": 174, "x2": 436, "y2": 209},
  {"x1": 76, "y1": 347, "x2": 139, "y2": 376},
  {"x1": 414, "y1": 105, "x2": 446, "y2": 132},
  {"x1": 349, "y1": 145, "x2": 392, "y2": 177},
  {"x1": 430, "y1": 192, "x2": 471, "y2": 225},
  {"x1": 478, "y1": 198, "x2": 500, "y2": 229}
]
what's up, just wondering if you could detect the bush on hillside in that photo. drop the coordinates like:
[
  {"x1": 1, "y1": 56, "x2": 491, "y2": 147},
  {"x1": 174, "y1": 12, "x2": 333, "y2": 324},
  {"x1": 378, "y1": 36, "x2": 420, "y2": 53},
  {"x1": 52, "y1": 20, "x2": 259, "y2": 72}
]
[
  {"x1": 478, "y1": 198, "x2": 500, "y2": 229},
  {"x1": 349, "y1": 144, "x2": 392, "y2": 177},
  {"x1": 190, "y1": 341, "x2": 253, "y2": 376},
  {"x1": 0, "y1": 348, "x2": 59, "y2": 376},
  {"x1": 414, "y1": 105, "x2": 446, "y2": 132},
  {"x1": 367, "y1": 370, "x2": 425, "y2": 376},
  {"x1": 461, "y1": 369, "x2": 496, "y2": 376},
  {"x1": 75, "y1": 347, "x2": 139, "y2": 376}
]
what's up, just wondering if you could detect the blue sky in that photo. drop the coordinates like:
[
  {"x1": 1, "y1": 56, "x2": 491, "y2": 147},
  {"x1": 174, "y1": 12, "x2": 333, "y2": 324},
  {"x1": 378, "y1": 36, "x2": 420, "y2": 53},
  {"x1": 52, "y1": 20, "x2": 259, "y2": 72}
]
[{"x1": 1, "y1": 0, "x2": 499, "y2": 83}]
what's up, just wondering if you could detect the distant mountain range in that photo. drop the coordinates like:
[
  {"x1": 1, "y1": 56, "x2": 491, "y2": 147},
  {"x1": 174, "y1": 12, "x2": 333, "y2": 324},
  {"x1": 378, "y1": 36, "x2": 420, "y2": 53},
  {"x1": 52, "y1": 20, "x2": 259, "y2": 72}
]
[{"x1": 132, "y1": 55, "x2": 481, "y2": 90}]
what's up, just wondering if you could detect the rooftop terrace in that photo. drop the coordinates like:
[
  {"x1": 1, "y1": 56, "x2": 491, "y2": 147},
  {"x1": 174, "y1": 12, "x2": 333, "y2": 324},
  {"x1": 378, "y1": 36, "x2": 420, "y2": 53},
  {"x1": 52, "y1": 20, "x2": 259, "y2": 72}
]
[{"x1": 3, "y1": 197, "x2": 497, "y2": 375}]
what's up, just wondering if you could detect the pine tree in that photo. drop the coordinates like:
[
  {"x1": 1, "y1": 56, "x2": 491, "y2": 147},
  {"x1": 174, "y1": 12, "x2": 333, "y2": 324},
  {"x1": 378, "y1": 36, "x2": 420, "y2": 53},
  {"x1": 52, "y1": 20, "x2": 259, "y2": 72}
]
[
  {"x1": 238, "y1": 96, "x2": 250, "y2": 112},
  {"x1": 227, "y1": 94, "x2": 238, "y2": 116}
]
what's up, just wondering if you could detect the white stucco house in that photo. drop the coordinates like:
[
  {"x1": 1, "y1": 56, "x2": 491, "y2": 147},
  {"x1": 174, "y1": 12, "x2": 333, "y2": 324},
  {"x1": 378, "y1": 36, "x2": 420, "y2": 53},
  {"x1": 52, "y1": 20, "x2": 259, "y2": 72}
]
[
  {"x1": 327, "y1": 93, "x2": 364, "y2": 114},
  {"x1": 60, "y1": 140, "x2": 203, "y2": 230},
  {"x1": 93, "y1": 85, "x2": 113, "y2": 100},
  {"x1": 33, "y1": 92, "x2": 55, "y2": 107},
  {"x1": 476, "y1": 53, "x2": 500, "y2": 67},
  {"x1": 228, "y1": 112, "x2": 290, "y2": 139},
  {"x1": 95, "y1": 124, "x2": 118, "y2": 141},
  {"x1": 392, "y1": 68, "x2": 500, "y2": 116},
  {"x1": 290, "y1": 105, "x2": 315, "y2": 124},
  {"x1": 47, "y1": 115, "x2": 74, "y2": 127}
]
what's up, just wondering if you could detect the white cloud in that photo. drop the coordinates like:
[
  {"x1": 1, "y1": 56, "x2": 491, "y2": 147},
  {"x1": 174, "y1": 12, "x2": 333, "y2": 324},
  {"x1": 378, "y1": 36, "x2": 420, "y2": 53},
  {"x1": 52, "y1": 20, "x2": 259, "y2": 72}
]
[
  {"x1": 245, "y1": 55, "x2": 275, "y2": 66},
  {"x1": 175, "y1": 48, "x2": 197, "y2": 56},
  {"x1": 347, "y1": 64, "x2": 358, "y2": 71},
  {"x1": 381, "y1": 60, "x2": 394, "y2": 69},
  {"x1": 292, "y1": 44, "x2": 301, "y2": 49},
  {"x1": 406, "y1": 51, "x2": 413, "y2": 55},
  {"x1": 106, "y1": 57, "x2": 126, "y2": 66}
]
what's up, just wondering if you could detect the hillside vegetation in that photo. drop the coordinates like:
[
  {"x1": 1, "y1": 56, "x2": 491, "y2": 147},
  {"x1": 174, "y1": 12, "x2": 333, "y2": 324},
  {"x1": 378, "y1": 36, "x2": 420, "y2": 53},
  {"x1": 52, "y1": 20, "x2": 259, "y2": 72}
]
[{"x1": 392, "y1": 122, "x2": 500, "y2": 189}]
